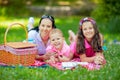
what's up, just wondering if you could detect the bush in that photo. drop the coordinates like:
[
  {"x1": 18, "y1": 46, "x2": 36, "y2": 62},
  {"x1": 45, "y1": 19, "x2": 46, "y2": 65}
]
[
  {"x1": 97, "y1": 16, "x2": 120, "y2": 34},
  {"x1": 91, "y1": 0, "x2": 120, "y2": 34},
  {"x1": 91, "y1": 0, "x2": 120, "y2": 20},
  {"x1": 0, "y1": 0, "x2": 29, "y2": 17}
]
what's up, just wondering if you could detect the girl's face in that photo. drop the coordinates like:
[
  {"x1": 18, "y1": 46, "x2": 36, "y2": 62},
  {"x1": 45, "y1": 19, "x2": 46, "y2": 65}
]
[
  {"x1": 82, "y1": 21, "x2": 95, "y2": 41},
  {"x1": 50, "y1": 33, "x2": 64, "y2": 50},
  {"x1": 39, "y1": 18, "x2": 53, "y2": 40}
]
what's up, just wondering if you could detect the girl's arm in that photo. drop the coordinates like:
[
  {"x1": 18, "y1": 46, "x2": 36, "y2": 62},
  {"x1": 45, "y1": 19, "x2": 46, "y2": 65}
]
[
  {"x1": 80, "y1": 53, "x2": 106, "y2": 64},
  {"x1": 79, "y1": 53, "x2": 96, "y2": 63},
  {"x1": 96, "y1": 52, "x2": 104, "y2": 57}
]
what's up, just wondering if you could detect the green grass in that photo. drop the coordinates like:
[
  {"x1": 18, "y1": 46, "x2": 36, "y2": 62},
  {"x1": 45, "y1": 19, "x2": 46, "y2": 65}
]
[
  {"x1": 0, "y1": 44, "x2": 120, "y2": 80},
  {"x1": 0, "y1": 16, "x2": 120, "y2": 80}
]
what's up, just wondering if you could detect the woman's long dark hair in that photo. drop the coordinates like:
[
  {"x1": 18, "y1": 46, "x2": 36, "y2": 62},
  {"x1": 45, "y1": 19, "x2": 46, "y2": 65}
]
[
  {"x1": 29, "y1": 15, "x2": 56, "y2": 32},
  {"x1": 76, "y1": 17, "x2": 102, "y2": 54}
]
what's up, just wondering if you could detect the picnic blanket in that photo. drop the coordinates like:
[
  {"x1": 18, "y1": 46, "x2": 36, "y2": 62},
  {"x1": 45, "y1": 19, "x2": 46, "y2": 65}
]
[
  {"x1": 0, "y1": 59, "x2": 103, "y2": 70},
  {"x1": 31, "y1": 59, "x2": 102, "y2": 70}
]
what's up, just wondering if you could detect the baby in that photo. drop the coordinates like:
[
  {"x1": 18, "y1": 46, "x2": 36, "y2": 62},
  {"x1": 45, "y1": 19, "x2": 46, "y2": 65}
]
[{"x1": 36, "y1": 29, "x2": 73, "y2": 63}]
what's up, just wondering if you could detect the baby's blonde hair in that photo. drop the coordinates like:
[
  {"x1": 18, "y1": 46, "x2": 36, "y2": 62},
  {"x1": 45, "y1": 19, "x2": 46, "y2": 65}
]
[{"x1": 49, "y1": 28, "x2": 63, "y2": 37}]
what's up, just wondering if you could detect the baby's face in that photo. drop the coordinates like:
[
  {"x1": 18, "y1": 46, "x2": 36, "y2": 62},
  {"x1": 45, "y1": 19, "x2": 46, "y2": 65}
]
[{"x1": 50, "y1": 33, "x2": 64, "y2": 50}]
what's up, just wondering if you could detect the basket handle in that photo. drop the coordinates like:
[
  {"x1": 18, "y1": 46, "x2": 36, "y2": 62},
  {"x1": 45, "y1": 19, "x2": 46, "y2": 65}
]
[{"x1": 4, "y1": 23, "x2": 28, "y2": 45}]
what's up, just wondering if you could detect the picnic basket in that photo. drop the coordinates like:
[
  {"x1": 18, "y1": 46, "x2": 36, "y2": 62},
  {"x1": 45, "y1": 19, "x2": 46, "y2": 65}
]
[{"x1": 0, "y1": 23, "x2": 38, "y2": 66}]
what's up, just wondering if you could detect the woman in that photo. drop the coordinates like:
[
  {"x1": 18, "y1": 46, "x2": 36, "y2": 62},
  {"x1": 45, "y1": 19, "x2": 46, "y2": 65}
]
[{"x1": 28, "y1": 15, "x2": 56, "y2": 57}]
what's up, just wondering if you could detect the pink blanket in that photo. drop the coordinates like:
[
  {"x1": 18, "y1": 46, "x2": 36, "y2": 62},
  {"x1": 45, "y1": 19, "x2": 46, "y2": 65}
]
[
  {"x1": 31, "y1": 59, "x2": 102, "y2": 70},
  {"x1": 0, "y1": 59, "x2": 102, "y2": 70}
]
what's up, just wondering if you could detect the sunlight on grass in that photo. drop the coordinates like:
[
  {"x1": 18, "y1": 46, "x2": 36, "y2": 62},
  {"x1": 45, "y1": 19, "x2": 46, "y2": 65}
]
[{"x1": 0, "y1": 17, "x2": 28, "y2": 28}]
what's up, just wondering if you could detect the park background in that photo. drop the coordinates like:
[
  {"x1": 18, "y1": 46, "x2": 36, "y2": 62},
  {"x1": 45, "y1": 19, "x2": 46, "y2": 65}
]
[{"x1": 0, "y1": 0, "x2": 120, "y2": 80}]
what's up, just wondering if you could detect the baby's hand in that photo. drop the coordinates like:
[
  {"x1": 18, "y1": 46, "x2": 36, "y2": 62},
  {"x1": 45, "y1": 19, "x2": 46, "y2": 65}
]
[
  {"x1": 58, "y1": 55, "x2": 69, "y2": 62},
  {"x1": 53, "y1": 52, "x2": 58, "y2": 58},
  {"x1": 48, "y1": 56, "x2": 57, "y2": 63}
]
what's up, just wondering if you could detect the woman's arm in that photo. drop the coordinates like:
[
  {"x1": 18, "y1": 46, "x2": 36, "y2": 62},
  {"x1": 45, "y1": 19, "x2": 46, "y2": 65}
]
[{"x1": 35, "y1": 52, "x2": 53, "y2": 61}]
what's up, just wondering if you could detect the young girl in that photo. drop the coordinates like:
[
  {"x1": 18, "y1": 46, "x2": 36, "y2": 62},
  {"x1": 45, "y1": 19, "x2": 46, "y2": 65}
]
[
  {"x1": 37, "y1": 28, "x2": 73, "y2": 63},
  {"x1": 70, "y1": 17, "x2": 106, "y2": 65}
]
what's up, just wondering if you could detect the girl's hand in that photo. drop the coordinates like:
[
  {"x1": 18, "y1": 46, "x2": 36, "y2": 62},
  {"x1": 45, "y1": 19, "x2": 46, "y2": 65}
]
[{"x1": 94, "y1": 56, "x2": 104, "y2": 65}]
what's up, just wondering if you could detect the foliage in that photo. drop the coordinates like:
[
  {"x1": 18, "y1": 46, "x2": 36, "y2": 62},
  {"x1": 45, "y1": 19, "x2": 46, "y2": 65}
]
[
  {"x1": 104, "y1": 16, "x2": 120, "y2": 34},
  {"x1": 91, "y1": 0, "x2": 120, "y2": 20},
  {"x1": 91, "y1": 0, "x2": 120, "y2": 34},
  {"x1": 0, "y1": 0, "x2": 29, "y2": 17},
  {"x1": 96, "y1": 16, "x2": 120, "y2": 34}
]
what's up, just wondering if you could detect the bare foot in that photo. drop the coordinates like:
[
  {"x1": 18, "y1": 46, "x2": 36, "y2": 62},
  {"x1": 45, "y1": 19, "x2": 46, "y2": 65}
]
[{"x1": 68, "y1": 30, "x2": 76, "y2": 43}]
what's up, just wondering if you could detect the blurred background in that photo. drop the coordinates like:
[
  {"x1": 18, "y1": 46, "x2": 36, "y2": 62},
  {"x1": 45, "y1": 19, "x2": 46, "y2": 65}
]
[
  {"x1": 0, "y1": 0, "x2": 97, "y2": 17},
  {"x1": 0, "y1": 0, "x2": 120, "y2": 44},
  {"x1": 0, "y1": 0, "x2": 119, "y2": 18}
]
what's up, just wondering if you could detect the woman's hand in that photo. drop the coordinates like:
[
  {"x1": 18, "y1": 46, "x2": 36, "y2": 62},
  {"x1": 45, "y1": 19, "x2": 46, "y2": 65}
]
[
  {"x1": 35, "y1": 55, "x2": 45, "y2": 61},
  {"x1": 35, "y1": 55, "x2": 41, "y2": 60}
]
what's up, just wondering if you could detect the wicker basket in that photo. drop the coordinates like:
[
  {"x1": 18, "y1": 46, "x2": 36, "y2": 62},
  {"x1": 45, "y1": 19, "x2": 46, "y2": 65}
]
[{"x1": 0, "y1": 23, "x2": 38, "y2": 66}]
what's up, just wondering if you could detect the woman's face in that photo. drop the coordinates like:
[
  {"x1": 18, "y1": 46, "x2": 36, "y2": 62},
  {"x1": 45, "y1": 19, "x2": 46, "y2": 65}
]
[
  {"x1": 82, "y1": 21, "x2": 95, "y2": 41},
  {"x1": 39, "y1": 18, "x2": 53, "y2": 40},
  {"x1": 50, "y1": 33, "x2": 64, "y2": 51}
]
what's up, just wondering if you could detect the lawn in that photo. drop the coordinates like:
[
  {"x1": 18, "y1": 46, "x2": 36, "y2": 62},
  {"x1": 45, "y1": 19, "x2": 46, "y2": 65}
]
[{"x1": 0, "y1": 16, "x2": 120, "y2": 80}]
